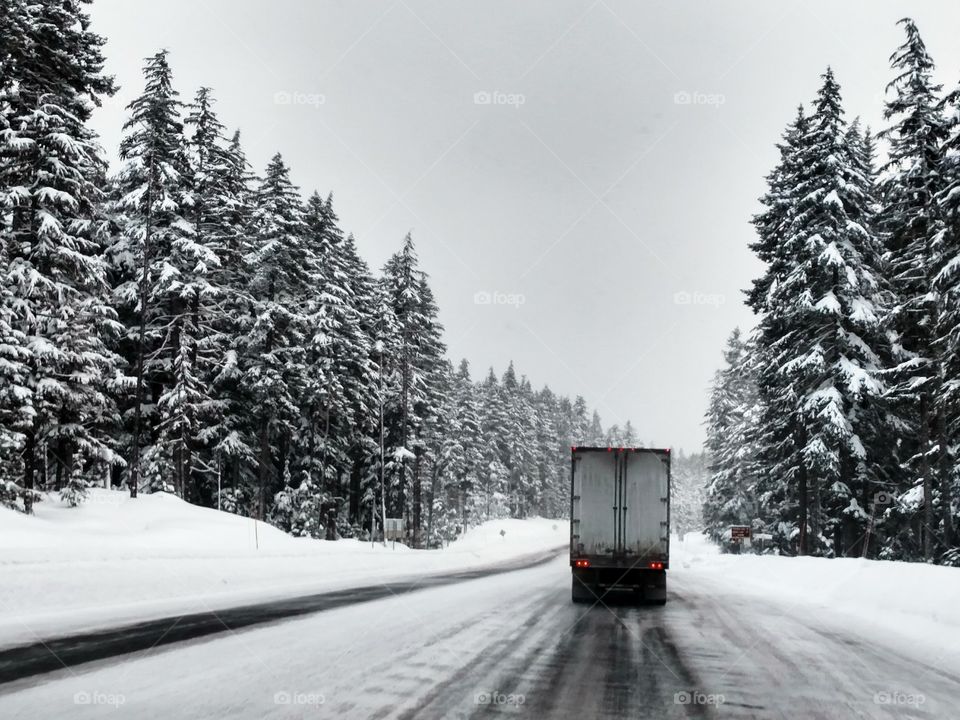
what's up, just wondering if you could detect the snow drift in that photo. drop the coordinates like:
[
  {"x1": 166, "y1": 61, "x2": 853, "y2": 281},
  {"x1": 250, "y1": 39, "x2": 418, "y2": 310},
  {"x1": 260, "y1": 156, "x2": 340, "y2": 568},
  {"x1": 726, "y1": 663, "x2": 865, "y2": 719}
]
[{"x1": 0, "y1": 489, "x2": 567, "y2": 647}]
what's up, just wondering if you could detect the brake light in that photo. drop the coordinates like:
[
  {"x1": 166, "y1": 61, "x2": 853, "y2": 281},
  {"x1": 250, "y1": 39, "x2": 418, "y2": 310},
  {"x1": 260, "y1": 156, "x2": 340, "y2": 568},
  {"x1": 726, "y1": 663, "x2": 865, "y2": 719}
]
[
  {"x1": 574, "y1": 559, "x2": 590, "y2": 568},
  {"x1": 649, "y1": 561, "x2": 664, "y2": 570}
]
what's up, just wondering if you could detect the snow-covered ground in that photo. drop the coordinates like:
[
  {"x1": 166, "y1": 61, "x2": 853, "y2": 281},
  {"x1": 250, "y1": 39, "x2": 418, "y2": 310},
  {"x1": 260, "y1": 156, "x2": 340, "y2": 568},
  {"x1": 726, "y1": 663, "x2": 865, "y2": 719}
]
[
  {"x1": 0, "y1": 489, "x2": 566, "y2": 647},
  {"x1": 673, "y1": 531, "x2": 960, "y2": 667},
  {"x1": 5, "y1": 489, "x2": 959, "y2": 692},
  {"x1": 4, "y1": 548, "x2": 958, "y2": 719}
]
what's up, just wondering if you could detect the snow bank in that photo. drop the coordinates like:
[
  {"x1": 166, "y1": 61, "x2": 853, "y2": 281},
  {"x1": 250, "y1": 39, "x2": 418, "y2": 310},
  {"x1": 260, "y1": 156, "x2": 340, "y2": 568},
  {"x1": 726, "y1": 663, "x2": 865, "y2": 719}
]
[
  {"x1": 673, "y1": 532, "x2": 960, "y2": 663},
  {"x1": 0, "y1": 489, "x2": 566, "y2": 647}
]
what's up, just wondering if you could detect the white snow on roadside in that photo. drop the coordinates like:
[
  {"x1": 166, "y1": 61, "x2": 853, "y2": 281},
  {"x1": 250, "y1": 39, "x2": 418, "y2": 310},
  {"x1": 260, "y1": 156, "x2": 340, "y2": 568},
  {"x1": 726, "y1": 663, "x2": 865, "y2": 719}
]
[
  {"x1": 673, "y1": 531, "x2": 960, "y2": 666},
  {"x1": 0, "y1": 489, "x2": 566, "y2": 647}
]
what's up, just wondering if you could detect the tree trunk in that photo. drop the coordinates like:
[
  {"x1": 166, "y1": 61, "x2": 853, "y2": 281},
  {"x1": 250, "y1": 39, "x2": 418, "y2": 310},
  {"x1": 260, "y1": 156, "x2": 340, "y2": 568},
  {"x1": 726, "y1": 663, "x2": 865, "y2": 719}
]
[
  {"x1": 797, "y1": 423, "x2": 808, "y2": 556},
  {"x1": 54, "y1": 446, "x2": 64, "y2": 492},
  {"x1": 920, "y1": 392, "x2": 933, "y2": 562},
  {"x1": 129, "y1": 159, "x2": 155, "y2": 499},
  {"x1": 398, "y1": 343, "x2": 410, "y2": 520},
  {"x1": 258, "y1": 417, "x2": 270, "y2": 520},
  {"x1": 412, "y1": 452, "x2": 422, "y2": 547},
  {"x1": 349, "y1": 461, "x2": 361, "y2": 520},
  {"x1": 54, "y1": 438, "x2": 73, "y2": 492},
  {"x1": 185, "y1": 292, "x2": 200, "y2": 503},
  {"x1": 936, "y1": 404, "x2": 954, "y2": 550},
  {"x1": 23, "y1": 431, "x2": 36, "y2": 514},
  {"x1": 426, "y1": 464, "x2": 439, "y2": 549}
]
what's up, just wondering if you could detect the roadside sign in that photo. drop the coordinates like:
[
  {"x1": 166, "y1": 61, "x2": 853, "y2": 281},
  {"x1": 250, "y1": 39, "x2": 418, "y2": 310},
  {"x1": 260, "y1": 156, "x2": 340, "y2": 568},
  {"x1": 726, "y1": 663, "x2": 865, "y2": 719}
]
[
  {"x1": 730, "y1": 525, "x2": 751, "y2": 541},
  {"x1": 384, "y1": 518, "x2": 405, "y2": 541}
]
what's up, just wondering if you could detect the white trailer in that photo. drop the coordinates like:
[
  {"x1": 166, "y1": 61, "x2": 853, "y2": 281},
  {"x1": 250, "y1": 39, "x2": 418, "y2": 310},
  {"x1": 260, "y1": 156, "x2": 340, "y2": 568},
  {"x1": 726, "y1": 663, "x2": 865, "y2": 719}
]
[{"x1": 570, "y1": 447, "x2": 670, "y2": 604}]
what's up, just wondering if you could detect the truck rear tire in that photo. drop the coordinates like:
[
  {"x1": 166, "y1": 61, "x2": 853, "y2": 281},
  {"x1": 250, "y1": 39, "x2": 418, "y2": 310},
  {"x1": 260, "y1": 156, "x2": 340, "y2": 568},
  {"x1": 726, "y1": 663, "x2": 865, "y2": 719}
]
[{"x1": 571, "y1": 576, "x2": 593, "y2": 604}]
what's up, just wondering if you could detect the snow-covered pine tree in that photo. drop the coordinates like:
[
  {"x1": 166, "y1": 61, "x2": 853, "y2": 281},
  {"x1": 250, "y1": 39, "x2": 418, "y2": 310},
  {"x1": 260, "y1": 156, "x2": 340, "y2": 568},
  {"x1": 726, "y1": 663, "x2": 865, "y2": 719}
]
[
  {"x1": 569, "y1": 395, "x2": 590, "y2": 445},
  {"x1": 157, "y1": 85, "x2": 240, "y2": 503},
  {"x1": 552, "y1": 394, "x2": 579, "y2": 513},
  {"x1": 208, "y1": 129, "x2": 257, "y2": 512},
  {"x1": 533, "y1": 386, "x2": 562, "y2": 517},
  {"x1": 339, "y1": 232, "x2": 383, "y2": 530},
  {"x1": 672, "y1": 450, "x2": 709, "y2": 540},
  {"x1": 844, "y1": 118, "x2": 905, "y2": 557},
  {"x1": 514, "y1": 375, "x2": 540, "y2": 516},
  {"x1": 410, "y1": 271, "x2": 447, "y2": 542},
  {"x1": 747, "y1": 106, "x2": 811, "y2": 551},
  {"x1": 932, "y1": 76, "x2": 960, "y2": 557},
  {"x1": 367, "y1": 278, "x2": 400, "y2": 540},
  {"x1": 449, "y1": 359, "x2": 483, "y2": 528},
  {"x1": 587, "y1": 410, "x2": 604, "y2": 445},
  {"x1": 702, "y1": 329, "x2": 759, "y2": 547},
  {"x1": 770, "y1": 68, "x2": 890, "y2": 556},
  {"x1": 240, "y1": 153, "x2": 313, "y2": 519},
  {"x1": 747, "y1": 105, "x2": 809, "y2": 315},
  {"x1": 293, "y1": 191, "x2": 370, "y2": 531},
  {"x1": 498, "y1": 362, "x2": 534, "y2": 517},
  {"x1": 379, "y1": 234, "x2": 447, "y2": 544},
  {"x1": 0, "y1": 0, "x2": 120, "y2": 509},
  {"x1": 422, "y1": 360, "x2": 463, "y2": 546},
  {"x1": 113, "y1": 49, "x2": 192, "y2": 497},
  {"x1": 879, "y1": 19, "x2": 949, "y2": 561}
]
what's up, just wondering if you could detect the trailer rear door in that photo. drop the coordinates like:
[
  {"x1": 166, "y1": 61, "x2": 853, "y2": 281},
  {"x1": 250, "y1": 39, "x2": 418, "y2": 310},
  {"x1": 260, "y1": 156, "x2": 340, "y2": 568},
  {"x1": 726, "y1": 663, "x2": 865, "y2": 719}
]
[
  {"x1": 571, "y1": 450, "x2": 618, "y2": 557},
  {"x1": 621, "y1": 451, "x2": 670, "y2": 562}
]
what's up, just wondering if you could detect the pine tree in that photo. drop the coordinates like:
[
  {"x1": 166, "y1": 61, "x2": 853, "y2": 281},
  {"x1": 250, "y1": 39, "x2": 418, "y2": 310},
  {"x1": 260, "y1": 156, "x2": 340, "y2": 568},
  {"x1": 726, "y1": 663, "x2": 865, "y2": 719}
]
[
  {"x1": 932, "y1": 78, "x2": 960, "y2": 556},
  {"x1": 241, "y1": 153, "x2": 313, "y2": 519},
  {"x1": 587, "y1": 410, "x2": 604, "y2": 445},
  {"x1": 113, "y1": 49, "x2": 192, "y2": 497},
  {"x1": 747, "y1": 105, "x2": 809, "y2": 315},
  {"x1": 672, "y1": 450, "x2": 709, "y2": 539},
  {"x1": 757, "y1": 70, "x2": 889, "y2": 555},
  {"x1": 155, "y1": 85, "x2": 239, "y2": 503},
  {"x1": 0, "y1": 0, "x2": 119, "y2": 509},
  {"x1": 380, "y1": 234, "x2": 446, "y2": 544},
  {"x1": 880, "y1": 18, "x2": 949, "y2": 561},
  {"x1": 748, "y1": 106, "x2": 810, "y2": 551},
  {"x1": 208, "y1": 129, "x2": 257, "y2": 511},
  {"x1": 703, "y1": 329, "x2": 759, "y2": 546},
  {"x1": 339, "y1": 232, "x2": 382, "y2": 531},
  {"x1": 293, "y1": 191, "x2": 367, "y2": 523},
  {"x1": 450, "y1": 359, "x2": 483, "y2": 527}
]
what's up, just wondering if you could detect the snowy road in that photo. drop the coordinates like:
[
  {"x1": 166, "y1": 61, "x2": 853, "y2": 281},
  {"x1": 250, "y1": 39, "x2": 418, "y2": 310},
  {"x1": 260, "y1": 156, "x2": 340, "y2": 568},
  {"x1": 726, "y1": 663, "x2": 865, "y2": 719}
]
[{"x1": 1, "y1": 556, "x2": 957, "y2": 719}]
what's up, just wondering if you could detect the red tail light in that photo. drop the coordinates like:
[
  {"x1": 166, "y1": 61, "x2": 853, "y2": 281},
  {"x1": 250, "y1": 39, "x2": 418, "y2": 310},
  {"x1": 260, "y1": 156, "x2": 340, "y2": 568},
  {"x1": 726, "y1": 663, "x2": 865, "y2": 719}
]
[
  {"x1": 649, "y1": 561, "x2": 664, "y2": 570},
  {"x1": 574, "y1": 559, "x2": 590, "y2": 568}
]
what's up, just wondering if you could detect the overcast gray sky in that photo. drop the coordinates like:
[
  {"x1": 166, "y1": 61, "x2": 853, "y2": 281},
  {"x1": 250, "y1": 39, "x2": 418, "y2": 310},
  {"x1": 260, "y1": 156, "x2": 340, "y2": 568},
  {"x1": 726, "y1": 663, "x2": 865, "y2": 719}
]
[{"x1": 88, "y1": 0, "x2": 960, "y2": 452}]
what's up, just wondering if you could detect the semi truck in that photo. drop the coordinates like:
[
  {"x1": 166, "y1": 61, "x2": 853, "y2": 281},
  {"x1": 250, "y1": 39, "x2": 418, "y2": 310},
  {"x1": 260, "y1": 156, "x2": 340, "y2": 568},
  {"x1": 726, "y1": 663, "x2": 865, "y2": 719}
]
[{"x1": 569, "y1": 446, "x2": 670, "y2": 604}]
